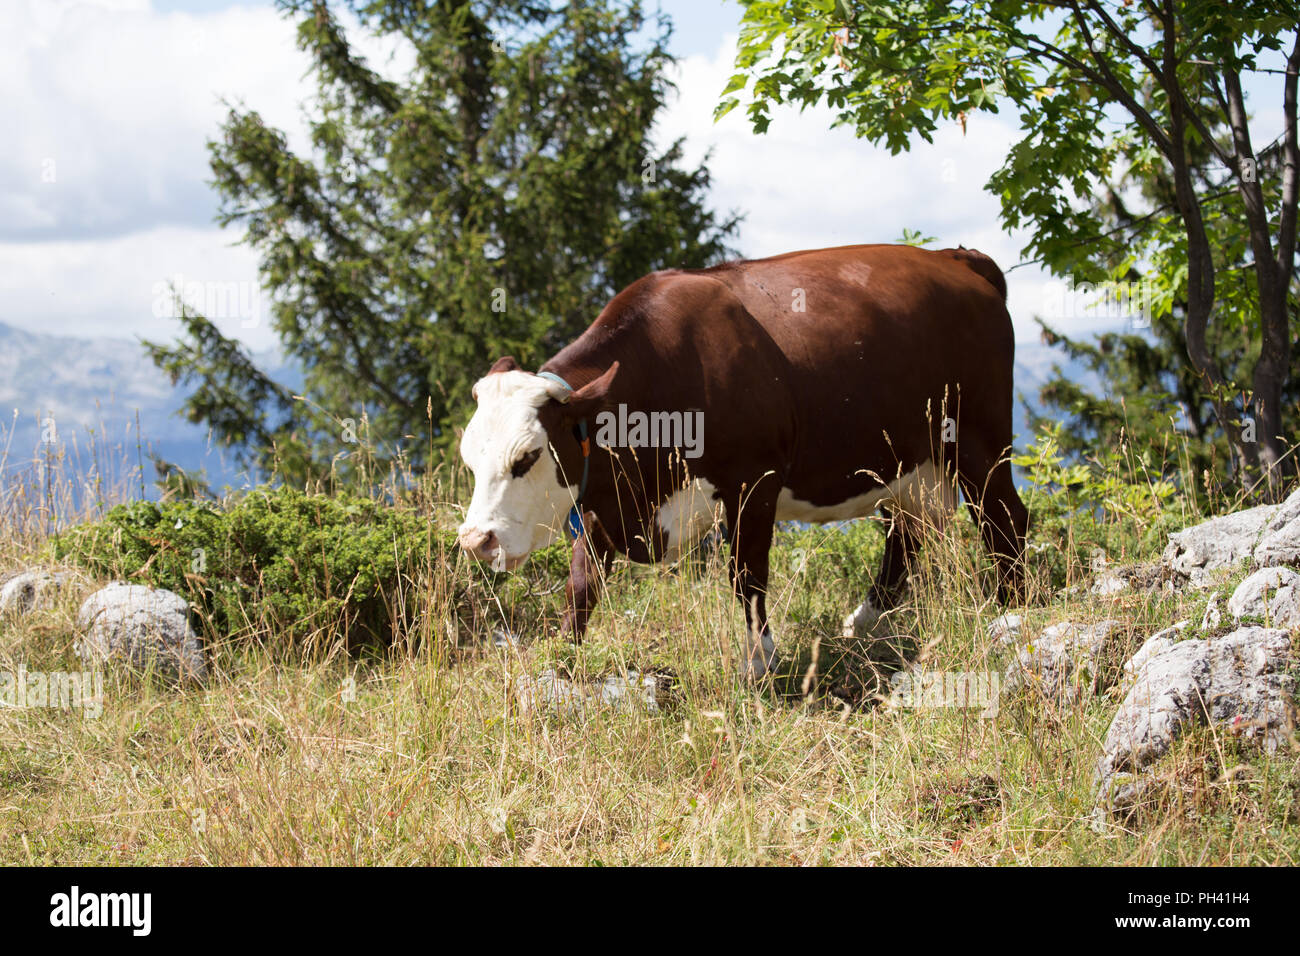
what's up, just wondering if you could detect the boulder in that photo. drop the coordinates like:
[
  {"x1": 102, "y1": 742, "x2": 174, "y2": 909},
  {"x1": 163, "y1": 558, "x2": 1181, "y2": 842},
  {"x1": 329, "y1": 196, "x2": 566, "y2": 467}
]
[
  {"x1": 1253, "y1": 488, "x2": 1300, "y2": 567},
  {"x1": 1161, "y1": 488, "x2": 1300, "y2": 587},
  {"x1": 1122, "y1": 621, "x2": 1188, "y2": 682},
  {"x1": 1003, "y1": 620, "x2": 1124, "y2": 702},
  {"x1": 76, "y1": 583, "x2": 206, "y2": 683},
  {"x1": 1096, "y1": 626, "x2": 1295, "y2": 815},
  {"x1": 0, "y1": 570, "x2": 73, "y2": 616},
  {"x1": 1160, "y1": 502, "x2": 1278, "y2": 587},
  {"x1": 1227, "y1": 566, "x2": 1300, "y2": 629}
]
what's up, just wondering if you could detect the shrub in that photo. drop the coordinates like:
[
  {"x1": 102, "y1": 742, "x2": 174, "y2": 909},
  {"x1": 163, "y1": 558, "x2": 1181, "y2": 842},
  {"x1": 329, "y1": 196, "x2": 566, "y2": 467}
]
[{"x1": 52, "y1": 486, "x2": 570, "y2": 652}]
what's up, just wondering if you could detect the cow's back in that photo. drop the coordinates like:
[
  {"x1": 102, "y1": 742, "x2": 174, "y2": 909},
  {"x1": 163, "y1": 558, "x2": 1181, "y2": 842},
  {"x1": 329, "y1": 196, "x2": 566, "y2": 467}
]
[{"x1": 689, "y1": 244, "x2": 1015, "y2": 506}]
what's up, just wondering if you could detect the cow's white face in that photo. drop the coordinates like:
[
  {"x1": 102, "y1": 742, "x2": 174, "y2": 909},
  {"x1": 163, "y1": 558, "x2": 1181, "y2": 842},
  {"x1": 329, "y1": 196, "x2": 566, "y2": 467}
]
[{"x1": 457, "y1": 370, "x2": 575, "y2": 571}]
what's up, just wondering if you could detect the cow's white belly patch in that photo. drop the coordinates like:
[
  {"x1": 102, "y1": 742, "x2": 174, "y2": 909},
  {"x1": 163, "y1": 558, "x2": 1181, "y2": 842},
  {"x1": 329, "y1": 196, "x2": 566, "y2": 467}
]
[
  {"x1": 655, "y1": 479, "x2": 722, "y2": 560},
  {"x1": 775, "y1": 460, "x2": 956, "y2": 524}
]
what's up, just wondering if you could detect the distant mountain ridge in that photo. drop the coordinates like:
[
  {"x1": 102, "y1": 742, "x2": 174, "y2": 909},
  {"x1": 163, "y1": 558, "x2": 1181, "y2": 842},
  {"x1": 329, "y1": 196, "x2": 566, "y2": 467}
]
[
  {"x1": 0, "y1": 320, "x2": 1094, "y2": 495},
  {"x1": 0, "y1": 320, "x2": 290, "y2": 491}
]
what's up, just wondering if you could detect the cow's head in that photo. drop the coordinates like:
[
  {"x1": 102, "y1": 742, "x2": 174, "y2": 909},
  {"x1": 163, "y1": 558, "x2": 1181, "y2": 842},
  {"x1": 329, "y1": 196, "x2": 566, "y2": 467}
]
[{"x1": 457, "y1": 356, "x2": 618, "y2": 570}]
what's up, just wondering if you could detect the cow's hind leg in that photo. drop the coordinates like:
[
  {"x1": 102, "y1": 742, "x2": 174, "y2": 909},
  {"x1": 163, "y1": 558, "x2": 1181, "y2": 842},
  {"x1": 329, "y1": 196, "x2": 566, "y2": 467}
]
[
  {"x1": 957, "y1": 446, "x2": 1028, "y2": 604},
  {"x1": 722, "y1": 483, "x2": 780, "y2": 680},
  {"x1": 842, "y1": 506, "x2": 922, "y2": 637}
]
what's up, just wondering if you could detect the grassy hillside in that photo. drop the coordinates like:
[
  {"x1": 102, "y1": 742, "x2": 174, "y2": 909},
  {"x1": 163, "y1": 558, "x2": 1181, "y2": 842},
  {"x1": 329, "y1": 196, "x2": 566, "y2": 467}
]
[{"x1": 1, "y1": 439, "x2": 1297, "y2": 866}]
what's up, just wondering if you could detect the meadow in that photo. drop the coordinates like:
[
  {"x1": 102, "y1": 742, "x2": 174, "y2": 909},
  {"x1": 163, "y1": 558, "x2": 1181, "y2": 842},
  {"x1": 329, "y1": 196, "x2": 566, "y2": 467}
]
[{"x1": 1, "y1": 429, "x2": 1297, "y2": 866}]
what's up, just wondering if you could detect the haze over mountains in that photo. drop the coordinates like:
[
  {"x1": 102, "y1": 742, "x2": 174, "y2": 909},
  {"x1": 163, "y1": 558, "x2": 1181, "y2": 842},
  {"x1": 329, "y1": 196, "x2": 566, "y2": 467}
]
[
  {"x1": 0, "y1": 319, "x2": 1097, "y2": 498},
  {"x1": 0, "y1": 320, "x2": 283, "y2": 493}
]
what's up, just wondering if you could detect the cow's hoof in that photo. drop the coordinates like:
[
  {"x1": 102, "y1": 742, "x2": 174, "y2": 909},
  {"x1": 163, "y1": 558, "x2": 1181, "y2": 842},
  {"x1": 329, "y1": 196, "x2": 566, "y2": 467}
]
[
  {"x1": 740, "y1": 630, "x2": 777, "y2": 681},
  {"x1": 842, "y1": 599, "x2": 885, "y2": 638}
]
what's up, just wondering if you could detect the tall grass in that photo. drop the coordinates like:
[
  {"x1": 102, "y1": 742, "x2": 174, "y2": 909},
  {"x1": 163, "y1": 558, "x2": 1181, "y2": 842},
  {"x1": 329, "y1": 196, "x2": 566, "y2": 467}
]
[{"x1": 1, "y1": 418, "x2": 1296, "y2": 866}]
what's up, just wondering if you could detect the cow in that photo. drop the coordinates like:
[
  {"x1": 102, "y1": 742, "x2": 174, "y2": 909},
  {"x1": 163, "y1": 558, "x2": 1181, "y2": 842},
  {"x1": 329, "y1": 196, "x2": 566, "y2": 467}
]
[{"x1": 457, "y1": 243, "x2": 1028, "y2": 677}]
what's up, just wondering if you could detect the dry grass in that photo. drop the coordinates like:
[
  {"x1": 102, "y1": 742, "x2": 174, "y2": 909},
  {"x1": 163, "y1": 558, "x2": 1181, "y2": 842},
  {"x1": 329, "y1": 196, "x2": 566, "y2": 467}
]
[{"x1": 1, "y1": 432, "x2": 1298, "y2": 866}]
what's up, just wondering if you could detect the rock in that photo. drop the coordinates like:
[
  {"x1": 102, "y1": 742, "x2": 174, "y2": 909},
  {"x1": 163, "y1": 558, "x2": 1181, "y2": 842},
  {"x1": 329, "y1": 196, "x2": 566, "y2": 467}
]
[
  {"x1": 513, "y1": 668, "x2": 660, "y2": 718},
  {"x1": 76, "y1": 583, "x2": 206, "y2": 683},
  {"x1": 1090, "y1": 571, "x2": 1128, "y2": 596},
  {"x1": 1122, "y1": 621, "x2": 1188, "y2": 682},
  {"x1": 1253, "y1": 488, "x2": 1300, "y2": 567},
  {"x1": 987, "y1": 613, "x2": 1023, "y2": 646},
  {"x1": 492, "y1": 627, "x2": 521, "y2": 648},
  {"x1": 1003, "y1": 620, "x2": 1124, "y2": 702},
  {"x1": 1227, "y1": 566, "x2": 1300, "y2": 629},
  {"x1": 1160, "y1": 501, "x2": 1279, "y2": 587},
  {"x1": 1095, "y1": 626, "x2": 1295, "y2": 815},
  {"x1": 1161, "y1": 488, "x2": 1300, "y2": 587},
  {"x1": 1089, "y1": 563, "x2": 1165, "y2": 597},
  {"x1": 0, "y1": 570, "x2": 72, "y2": 616}
]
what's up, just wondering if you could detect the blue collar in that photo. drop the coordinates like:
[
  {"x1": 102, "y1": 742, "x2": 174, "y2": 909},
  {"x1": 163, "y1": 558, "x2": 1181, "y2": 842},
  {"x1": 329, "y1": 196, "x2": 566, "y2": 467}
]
[{"x1": 537, "y1": 370, "x2": 591, "y2": 538}]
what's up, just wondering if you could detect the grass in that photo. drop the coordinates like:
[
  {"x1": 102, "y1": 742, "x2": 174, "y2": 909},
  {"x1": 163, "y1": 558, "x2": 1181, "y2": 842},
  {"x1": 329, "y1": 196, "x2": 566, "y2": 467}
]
[{"x1": 1, "y1": 430, "x2": 1298, "y2": 866}]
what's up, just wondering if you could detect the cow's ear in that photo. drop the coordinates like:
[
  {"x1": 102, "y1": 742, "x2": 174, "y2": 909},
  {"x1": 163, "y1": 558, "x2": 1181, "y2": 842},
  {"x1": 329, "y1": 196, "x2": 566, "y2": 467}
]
[
  {"x1": 563, "y1": 362, "x2": 619, "y2": 420},
  {"x1": 472, "y1": 356, "x2": 521, "y2": 400}
]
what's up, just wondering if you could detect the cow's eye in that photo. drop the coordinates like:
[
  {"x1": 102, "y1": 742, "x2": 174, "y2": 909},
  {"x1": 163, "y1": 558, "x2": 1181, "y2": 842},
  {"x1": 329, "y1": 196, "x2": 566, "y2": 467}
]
[{"x1": 510, "y1": 448, "x2": 541, "y2": 479}]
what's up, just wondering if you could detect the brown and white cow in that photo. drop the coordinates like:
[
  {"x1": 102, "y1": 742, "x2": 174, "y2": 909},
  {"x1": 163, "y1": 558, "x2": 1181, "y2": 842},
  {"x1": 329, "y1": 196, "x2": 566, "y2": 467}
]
[{"x1": 457, "y1": 243, "x2": 1027, "y2": 677}]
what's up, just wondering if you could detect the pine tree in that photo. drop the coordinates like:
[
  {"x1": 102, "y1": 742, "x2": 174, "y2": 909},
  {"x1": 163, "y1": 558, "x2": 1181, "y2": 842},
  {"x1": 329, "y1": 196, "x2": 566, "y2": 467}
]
[{"x1": 146, "y1": 0, "x2": 738, "y2": 485}]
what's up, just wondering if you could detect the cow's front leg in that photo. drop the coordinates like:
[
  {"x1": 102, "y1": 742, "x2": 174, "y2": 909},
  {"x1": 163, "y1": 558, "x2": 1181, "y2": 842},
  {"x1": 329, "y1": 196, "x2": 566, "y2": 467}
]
[
  {"x1": 724, "y1": 486, "x2": 779, "y2": 680},
  {"x1": 560, "y1": 510, "x2": 614, "y2": 641}
]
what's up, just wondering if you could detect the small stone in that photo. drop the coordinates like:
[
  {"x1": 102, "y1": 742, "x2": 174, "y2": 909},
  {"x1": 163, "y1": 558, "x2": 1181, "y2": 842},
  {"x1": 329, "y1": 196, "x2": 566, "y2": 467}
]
[
  {"x1": 76, "y1": 583, "x2": 206, "y2": 683},
  {"x1": 1201, "y1": 595, "x2": 1222, "y2": 630},
  {"x1": 0, "y1": 570, "x2": 72, "y2": 616},
  {"x1": 1227, "y1": 566, "x2": 1300, "y2": 629},
  {"x1": 987, "y1": 613, "x2": 1022, "y2": 646},
  {"x1": 1090, "y1": 572, "x2": 1128, "y2": 596}
]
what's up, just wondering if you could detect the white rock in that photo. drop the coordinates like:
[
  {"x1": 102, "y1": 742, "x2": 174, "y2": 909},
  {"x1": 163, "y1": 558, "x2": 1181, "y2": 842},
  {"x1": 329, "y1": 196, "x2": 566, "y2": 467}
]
[
  {"x1": 1253, "y1": 488, "x2": 1300, "y2": 566},
  {"x1": 1161, "y1": 502, "x2": 1279, "y2": 584},
  {"x1": 0, "y1": 570, "x2": 72, "y2": 616},
  {"x1": 1162, "y1": 488, "x2": 1300, "y2": 587},
  {"x1": 1095, "y1": 626, "x2": 1294, "y2": 814},
  {"x1": 987, "y1": 613, "x2": 1023, "y2": 646},
  {"x1": 1227, "y1": 566, "x2": 1300, "y2": 629},
  {"x1": 1091, "y1": 572, "x2": 1129, "y2": 596},
  {"x1": 1003, "y1": 620, "x2": 1124, "y2": 702},
  {"x1": 76, "y1": 583, "x2": 206, "y2": 683},
  {"x1": 1201, "y1": 595, "x2": 1223, "y2": 630},
  {"x1": 1122, "y1": 622, "x2": 1189, "y2": 681}
]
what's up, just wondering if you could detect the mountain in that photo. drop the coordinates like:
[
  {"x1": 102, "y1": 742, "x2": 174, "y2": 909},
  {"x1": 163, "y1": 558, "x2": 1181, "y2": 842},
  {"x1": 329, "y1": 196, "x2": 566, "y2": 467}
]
[
  {"x1": 0, "y1": 321, "x2": 1096, "y2": 498},
  {"x1": 0, "y1": 321, "x2": 291, "y2": 494}
]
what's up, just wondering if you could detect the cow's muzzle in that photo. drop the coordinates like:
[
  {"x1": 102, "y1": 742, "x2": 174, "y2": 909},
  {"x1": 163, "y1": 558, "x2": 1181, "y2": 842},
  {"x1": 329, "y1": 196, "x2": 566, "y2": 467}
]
[{"x1": 457, "y1": 526, "x2": 500, "y2": 561}]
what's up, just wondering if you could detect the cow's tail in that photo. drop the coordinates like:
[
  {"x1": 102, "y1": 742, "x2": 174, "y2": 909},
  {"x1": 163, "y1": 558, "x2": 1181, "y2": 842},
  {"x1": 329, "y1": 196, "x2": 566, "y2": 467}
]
[{"x1": 943, "y1": 246, "x2": 1007, "y2": 302}]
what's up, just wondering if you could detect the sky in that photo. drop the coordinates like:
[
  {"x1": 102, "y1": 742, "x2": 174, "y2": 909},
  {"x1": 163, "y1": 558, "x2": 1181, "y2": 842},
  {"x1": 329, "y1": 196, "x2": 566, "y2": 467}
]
[{"x1": 1, "y1": 0, "x2": 1290, "y2": 357}]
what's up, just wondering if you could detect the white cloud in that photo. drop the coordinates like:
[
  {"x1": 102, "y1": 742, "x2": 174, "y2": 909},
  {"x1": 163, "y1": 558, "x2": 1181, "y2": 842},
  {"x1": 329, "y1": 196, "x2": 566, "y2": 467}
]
[
  {"x1": 3, "y1": 5, "x2": 1076, "y2": 354},
  {"x1": 0, "y1": 0, "x2": 414, "y2": 348},
  {"x1": 0, "y1": 224, "x2": 277, "y2": 348},
  {"x1": 657, "y1": 34, "x2": 1062, "y2": 342}
]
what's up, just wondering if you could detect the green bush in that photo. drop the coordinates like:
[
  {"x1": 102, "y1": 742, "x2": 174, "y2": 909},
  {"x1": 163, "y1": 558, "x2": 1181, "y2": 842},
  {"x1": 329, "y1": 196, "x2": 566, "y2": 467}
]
[
  {"x1": 52, "y1": 487, "x2": 572, "y2": 652},
  {"x1": 1013, "y1": 424, "x2": 1190, "y2": 586},
  {"x1": 53, "y1": 488, "x2": 440, "y2": 648}
]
